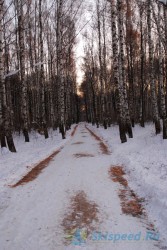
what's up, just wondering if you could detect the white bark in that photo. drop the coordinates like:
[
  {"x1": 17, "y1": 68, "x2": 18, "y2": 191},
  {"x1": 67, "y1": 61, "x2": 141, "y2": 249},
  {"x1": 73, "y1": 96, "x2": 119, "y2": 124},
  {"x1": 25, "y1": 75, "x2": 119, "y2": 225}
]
[
  {"x1": 118, "y1": 0, "x2": 133, "y2": 138},
  {"x1": 0, "y1": 0, "x2": 4, "y2": 129},
  {"x1": 147, "y1": 0, "x2": 161, "y2": 134},
  {"x1": 39, "y1": 0, "x2": 48, "y2": 139},
  {"x1": 110, "y1": 0, "x2": 127, "y2": 142},
  {"x1": 56, "y1": 0, "x2": 66, "y2": 138},
  {"x1": 17, "y1": 0, "x2": 29, "y2": 141}
]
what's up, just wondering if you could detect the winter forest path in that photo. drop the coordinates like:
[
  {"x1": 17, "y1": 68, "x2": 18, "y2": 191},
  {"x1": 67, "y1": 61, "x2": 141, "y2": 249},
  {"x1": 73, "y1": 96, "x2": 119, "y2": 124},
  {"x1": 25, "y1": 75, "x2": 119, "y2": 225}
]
[{"x1": 0, "y1": 124, "x2": 162, "y2": 250}]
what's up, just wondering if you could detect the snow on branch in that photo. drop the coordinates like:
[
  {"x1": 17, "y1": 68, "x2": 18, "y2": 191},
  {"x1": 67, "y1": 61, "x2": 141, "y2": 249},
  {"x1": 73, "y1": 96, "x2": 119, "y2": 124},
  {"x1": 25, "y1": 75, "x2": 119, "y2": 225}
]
[
  {"x1": 158, "y1": 0, "x2": 167, "y2": 5},
  {"x1": 4, "y1": 70, "x2": 20, "y2": 78},
  {"x1": 34, "y1": 62, "x2": 45, "y2": 67}
]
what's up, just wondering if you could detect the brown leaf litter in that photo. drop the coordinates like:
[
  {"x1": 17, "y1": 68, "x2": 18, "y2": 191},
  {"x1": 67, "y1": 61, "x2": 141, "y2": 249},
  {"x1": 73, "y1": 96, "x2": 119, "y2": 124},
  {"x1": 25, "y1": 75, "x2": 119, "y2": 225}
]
[
  {"x1": 62, "y1": 191, "x2": 99, "y2": 244},
  {"x1": 118, "y1": 189, "x2": 144, "y2": 217},
  {"x1": 108, "y1": 165, "x2": 160, "y2": 240},
  {"x1": 73, "y1": 153, "x2": 94, "y2": 158},
  {"x1": 109, "y1": 166, "x2": 144, "y2": 217},
  {"x1": 85, "y1": 126, "x2": 110, "y2": 155},
  {"x1": 71, "y1": 125, "x2": 78, "y2": 137},
  {"x1": 11, "y1": 148, "x2": 62, "y2": 187},
  {"x1": 109, "y1": 166, "x2": 128, "y2": 187},
  {"x1": 72, "y1": 142, "x2": 84, "y2": 145}
]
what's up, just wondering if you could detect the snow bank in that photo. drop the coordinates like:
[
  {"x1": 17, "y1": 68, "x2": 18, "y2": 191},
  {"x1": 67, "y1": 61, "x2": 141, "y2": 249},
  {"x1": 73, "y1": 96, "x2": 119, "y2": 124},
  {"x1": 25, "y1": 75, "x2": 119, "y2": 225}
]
[{"x1": 89, "y1": 123, "x2": 167, "y2": 245}]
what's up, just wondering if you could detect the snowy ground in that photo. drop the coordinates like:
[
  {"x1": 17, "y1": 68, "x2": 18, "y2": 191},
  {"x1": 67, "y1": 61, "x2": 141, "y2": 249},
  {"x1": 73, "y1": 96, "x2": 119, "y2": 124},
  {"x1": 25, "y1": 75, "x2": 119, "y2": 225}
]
[
  {"x1": 89, "y1": 122, "x2": 167, "y2": 247},
  {"x1": 0, "y1": 127, "x2": 74, "y2": 225},
  {"x1": 0, "y1": 127, "x2": 75, "y2": 187},
  {"x1": 0, "y1": 123, "x2": 166, "y2": 249}
]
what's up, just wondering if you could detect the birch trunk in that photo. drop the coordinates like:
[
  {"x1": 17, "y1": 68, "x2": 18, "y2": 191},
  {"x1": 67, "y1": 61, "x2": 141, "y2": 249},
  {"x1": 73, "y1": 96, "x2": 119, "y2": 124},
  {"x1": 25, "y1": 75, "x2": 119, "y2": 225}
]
[
  {"x1": 91, "y1": 48, "x2": 99, "y2": 127},
  {"x1": 110, "y1": 0, "x2": 127, "y2": 143},
  {"x1": 0, "y1": 0, "x2": 16, "y2": 152},
  {"x1": 126, "y1": 0, "x2": 135, "y2": 128},
  {"x1": 164, "y1": 6, "x2": 167, "y2": 112},
  {"x1": 102, "y1": 10, "x2": 108, "y2": 127},
  {"x1": 118, "y1": 0, "x2": 133, "y2": 138},
  {"x1": 158, "y1": 4, "x2": 167, "y2": 138},
  {"x1": 17, "y1": 0, "x2": 30, "y2": 142},
  {"x1": 0, "y1": 0, "x2": 5, "y2": 147},
  {"x1": 56, "y1": 0, "x2": 66, "y2": 139},
  {"x1": 147, "y1": 0, "x2": 161, "y2": 134},
  {"x1": 39, "y1": 0, "x2": 49, "y2": 139},
  {"x1": 139, "y1": 6, "x2": 145, "y2": 127},
  {"x1": 97, "y1": 0, "x2": 107, "y2": 129}
]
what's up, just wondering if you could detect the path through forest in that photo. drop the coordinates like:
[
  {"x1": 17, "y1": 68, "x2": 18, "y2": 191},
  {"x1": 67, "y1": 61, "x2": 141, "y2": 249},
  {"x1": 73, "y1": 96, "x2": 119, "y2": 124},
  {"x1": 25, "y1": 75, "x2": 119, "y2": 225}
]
[{"x1": 0, "y1": 124, "x2": 162, "y2": 250}]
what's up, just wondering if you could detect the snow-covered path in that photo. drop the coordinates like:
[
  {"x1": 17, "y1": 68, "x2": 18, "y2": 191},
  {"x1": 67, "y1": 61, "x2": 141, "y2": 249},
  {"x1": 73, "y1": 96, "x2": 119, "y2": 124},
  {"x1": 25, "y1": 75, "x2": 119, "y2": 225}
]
[{"x1": 0, "y1": 124, "x2": 162, "y2": 250}]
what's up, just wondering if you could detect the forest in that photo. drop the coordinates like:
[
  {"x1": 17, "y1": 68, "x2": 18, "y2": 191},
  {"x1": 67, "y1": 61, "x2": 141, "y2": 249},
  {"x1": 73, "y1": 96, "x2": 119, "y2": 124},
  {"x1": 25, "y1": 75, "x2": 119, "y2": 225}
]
[
  {"x1": 0, "y1": 0, "x2": 167, "y2": 149},
  {"x1": 0, "y1": 1, "x2": 167, "y2": 249}
]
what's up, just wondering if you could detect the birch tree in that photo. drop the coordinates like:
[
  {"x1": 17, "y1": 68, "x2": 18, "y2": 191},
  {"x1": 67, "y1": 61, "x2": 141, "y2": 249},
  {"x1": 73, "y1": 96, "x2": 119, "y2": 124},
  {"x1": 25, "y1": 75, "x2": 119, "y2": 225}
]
[
  {"x1": 109, "y1": 0, "x2": 127, "y2": 143},
  {"x1": 157, "y1": 2, "x2": 167, "y2": 138},
  {"x1": 117, "y1": 0, "x2": 133, "y2": 138},
  {"x1": 147, "y1": 0, "x2": 161, "y2": 134},
  {"x1": 39, "y1": 0, "x2": 49, "y2": 139},
  {"x1": 56, "y1": 0, "x2": 66, "y2": 139},
  {"x1": 16, "y1": 0, "x2": 30, "y2": 142},
  {"x1": 0, "y1": 0, "x2": 16, "y2": 152},
  {"x1": 96, "y1": 0, "x2": 107, "y2": 129}
]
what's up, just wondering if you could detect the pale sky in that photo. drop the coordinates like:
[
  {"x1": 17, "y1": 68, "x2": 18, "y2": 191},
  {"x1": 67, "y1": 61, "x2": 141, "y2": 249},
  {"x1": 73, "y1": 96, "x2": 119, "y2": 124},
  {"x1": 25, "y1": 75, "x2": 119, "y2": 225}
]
[{"x1": 75, "y1": 0, "x2": 95, "y2": 85}]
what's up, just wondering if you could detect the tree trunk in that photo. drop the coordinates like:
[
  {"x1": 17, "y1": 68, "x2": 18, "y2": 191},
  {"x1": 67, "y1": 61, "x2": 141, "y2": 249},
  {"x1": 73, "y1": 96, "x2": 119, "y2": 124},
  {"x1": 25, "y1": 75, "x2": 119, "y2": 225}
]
[
  {"x1": 163, "y1": 6, "x2": 167, "y2": 112},
  {"x1": 157, "y1": 4, "x2": 167, "y2": 138},
  {"x1": 110, "y1": 0, "x2": 127, "y2": 143},
  {"x1": 0, "y1": 0, "x2": 16, "y2": 152},
  {"x1": 39, "y1": 0, "x2": 49, "y2": 139},
  {"x1": 17, "y1": 0, "x2": 30, "y2": 142},
  {"x1": 147, "y1": 0, "x2": 161, "y2": 134},
  {"x1": 139, "y1": 7, "x2": 145, "y2": 127},
  {"x1": 97, "y1": 0, "x2": 107, "y2": 128},
  {"x1": 56, "y1": 0, "x2": 66, "y2": 139}
]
